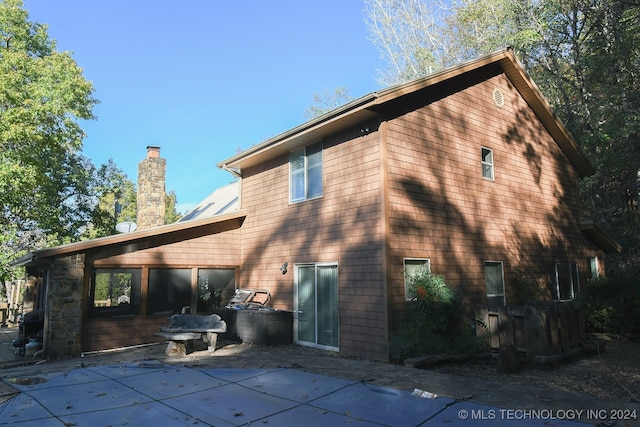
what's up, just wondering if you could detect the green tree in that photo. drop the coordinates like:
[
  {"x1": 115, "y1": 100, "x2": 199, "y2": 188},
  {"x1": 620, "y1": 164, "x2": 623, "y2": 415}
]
[
  {"x1": 1, "y1": 0, "x2": 97, "y2": 278},
  {"x1": 165, "y1": 190, "x2": 182, "y2": 224},
  {"x1": 81, "y1": 159, "x2": 136, "y2": 239}
]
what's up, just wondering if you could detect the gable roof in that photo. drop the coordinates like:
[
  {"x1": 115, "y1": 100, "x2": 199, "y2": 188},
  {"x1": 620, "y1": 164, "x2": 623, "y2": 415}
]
[{"x1": 218, "y1": 47, "x2": 594, "y2": 178}]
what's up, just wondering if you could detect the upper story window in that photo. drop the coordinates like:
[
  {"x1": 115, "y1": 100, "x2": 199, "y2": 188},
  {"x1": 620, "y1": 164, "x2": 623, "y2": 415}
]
[
  {"x1": 481, "y1": 147, "x2": 494, "y2": 180},
  {"x1": 290, "y1": 141, "x2": 323, "y2": 203}
]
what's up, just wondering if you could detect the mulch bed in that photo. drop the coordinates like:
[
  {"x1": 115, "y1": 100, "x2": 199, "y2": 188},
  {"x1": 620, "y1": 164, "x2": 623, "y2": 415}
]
[{"x1": 426, "y1": 334, "x2": 640, "y2": 404}]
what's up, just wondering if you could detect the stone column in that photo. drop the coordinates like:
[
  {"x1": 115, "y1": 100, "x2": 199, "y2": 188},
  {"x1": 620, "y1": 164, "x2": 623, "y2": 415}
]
[{"x1": 47, "y1": 254, "x2": 84, "y2": 358}]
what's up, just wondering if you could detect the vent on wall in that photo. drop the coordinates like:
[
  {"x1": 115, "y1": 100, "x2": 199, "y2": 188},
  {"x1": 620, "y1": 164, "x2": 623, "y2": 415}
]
[{"x1": 493, "y1": 89, "x2": 505, "y2": 108}]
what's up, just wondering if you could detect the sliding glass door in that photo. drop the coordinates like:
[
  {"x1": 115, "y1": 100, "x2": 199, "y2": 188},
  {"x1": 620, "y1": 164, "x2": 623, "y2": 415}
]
[{"x1": 295, "y1": 263, "x2": 339, "y2": 349}]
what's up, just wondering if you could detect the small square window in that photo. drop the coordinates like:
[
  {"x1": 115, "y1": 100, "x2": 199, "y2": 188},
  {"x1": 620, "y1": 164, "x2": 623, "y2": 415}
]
[{"x1": 481, "y1": 147, "x2": 494, "y2": 180}]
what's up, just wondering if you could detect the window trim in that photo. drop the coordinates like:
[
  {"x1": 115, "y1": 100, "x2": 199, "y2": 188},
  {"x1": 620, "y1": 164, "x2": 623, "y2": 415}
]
[
  {"x1": 588, "y1": 257, "x2": 600, "y2": 279},
  {"x1": 481, "y1": 147, "x2": 494, "y2": 180},
  {"x1": 90, "y1": 268, "x2": 142, "y2": 318},
  {"x1": 289, "y1": 141, "x2": 323, "y2": 203},
  {"x1": 484, "y1": 261, "x2": 505, "y2": 309},
  {"x1": 403, "y1": 258, "x2": 431, "y2": 301},
  {"x1": 293, "y1": 262, "x2": 339, "y2": 351},
  {"x1": 147, "y1": 268, "x2": 192, "y2": 315},
  {"x1": 554, "y1": 263, "x2": 580, "y2": 300}
]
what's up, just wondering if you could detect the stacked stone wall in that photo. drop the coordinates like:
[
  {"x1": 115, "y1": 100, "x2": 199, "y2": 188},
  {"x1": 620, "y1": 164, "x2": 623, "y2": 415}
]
[{"x1": 46, "y1": 254, "x2": 84, "y2": 358}]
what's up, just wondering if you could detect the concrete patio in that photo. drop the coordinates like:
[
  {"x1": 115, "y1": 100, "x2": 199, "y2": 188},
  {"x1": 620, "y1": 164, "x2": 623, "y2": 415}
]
[{"x1": 1, "y1": 326, "x2": 638, "y2": 426}]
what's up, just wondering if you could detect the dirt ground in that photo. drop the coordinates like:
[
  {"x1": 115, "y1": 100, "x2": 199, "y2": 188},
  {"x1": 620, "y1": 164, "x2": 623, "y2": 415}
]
[{"x1": 429, "y1": 334, "x2": 640, "y2": 404}]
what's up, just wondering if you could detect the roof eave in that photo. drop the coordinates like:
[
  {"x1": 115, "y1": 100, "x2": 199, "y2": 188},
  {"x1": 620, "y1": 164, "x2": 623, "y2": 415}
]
[
  {"x1": 580, "y1": 221, "x2": 622, "y2": 254},
  {"x1": 496, "y1": 51, "x2": 595, "y2": 177},
  {"x1": 12, "y1": 210, "x2": 248, "y2": 267},
  {"x1": 217, "y1": 94, "x2": 379, "y2": 171}
]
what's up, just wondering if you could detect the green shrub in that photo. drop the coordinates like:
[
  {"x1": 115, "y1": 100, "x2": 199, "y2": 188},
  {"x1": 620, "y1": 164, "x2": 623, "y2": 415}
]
[
  {"x1": 581, "y1": 274, "x2": 640, "y2": 334},
  {"x1": 389, "y1": 267, "x2": 488, "y2": 363}
]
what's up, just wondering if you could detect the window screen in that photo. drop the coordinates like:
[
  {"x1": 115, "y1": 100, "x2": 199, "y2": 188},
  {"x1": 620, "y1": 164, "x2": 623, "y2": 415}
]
[
  {"x1": 147, "y1": 268, "x2": 192, "y2": 315},
  {"x1": 91, "y1": 269, "x2": 141, "y2": 317}
]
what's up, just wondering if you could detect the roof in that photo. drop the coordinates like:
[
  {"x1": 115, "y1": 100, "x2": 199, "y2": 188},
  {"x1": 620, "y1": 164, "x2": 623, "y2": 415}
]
[
  {"x1": 217, "y1": 47, "x2": 595, "y2": 178},
  {"x1": 580, "y1": 221, "x2": 622, "y2": 254},
  {"x1": 179, "y1": 181, "x2": 239, "y2": 222},
  {"x1": 12, "y1": 210, "x2": 247, "y2": 267}
]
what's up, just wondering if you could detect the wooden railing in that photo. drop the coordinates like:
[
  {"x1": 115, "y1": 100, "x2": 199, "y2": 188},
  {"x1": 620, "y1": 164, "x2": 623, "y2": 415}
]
[{"x1": 475, "y1": 301, "x2": 586, "y2": 357}]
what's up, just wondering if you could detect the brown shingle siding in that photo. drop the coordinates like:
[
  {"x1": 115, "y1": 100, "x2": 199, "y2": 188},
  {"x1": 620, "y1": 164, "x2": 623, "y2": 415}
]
[
  {"x1": 384, "y1": 75, "x2": 594, "y2": 326},
  {"x1": 238, "y1": 128, "x2": 386, "y2": 359}
]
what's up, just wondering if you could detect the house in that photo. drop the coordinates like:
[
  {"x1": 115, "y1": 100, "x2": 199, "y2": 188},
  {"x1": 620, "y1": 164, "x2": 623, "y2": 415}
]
[{"x1": 12, "y1": 48, "x2": 620, "y2": 362}]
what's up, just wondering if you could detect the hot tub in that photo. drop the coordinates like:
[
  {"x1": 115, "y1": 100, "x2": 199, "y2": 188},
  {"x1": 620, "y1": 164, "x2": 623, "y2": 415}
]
[{"x1": 216, "y1": 307, "x2": 293, "y2": 345}]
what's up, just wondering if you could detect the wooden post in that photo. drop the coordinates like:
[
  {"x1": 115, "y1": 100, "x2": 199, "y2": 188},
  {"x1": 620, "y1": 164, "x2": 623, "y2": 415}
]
[
  {"x1": 558, "y1": 302, "x2": 569, "y2": 352},
  {"x1": 547, "y1": 302, "x2": 560, "y2": 354},
  {"x1": 498, "y1": 305, "x2": 514, "y2": 348},
  {"x1": 576, "y1": 302, "x2": 586, "y2": 345},
  {"x1": 509, "y1": 306, "x2": 526, "y2": 353},
  {"x1": 523, "y1": 305, "x2": 546, "y2": 356}
]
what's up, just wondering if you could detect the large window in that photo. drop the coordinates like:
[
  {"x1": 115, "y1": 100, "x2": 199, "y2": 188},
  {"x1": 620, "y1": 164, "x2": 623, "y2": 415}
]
[
  {"x1": 196, "y1": 269, "x2": 236, "y2": 313},
  {"x1": 404, "y1": 258, "x2": 431, "y2": 301},
  {"x1": 485, "y1": 261, "x2": 505, "y2": 310},
  {"x1": 481, "y1": 147, "x2": 494, "y2": 180},
  {"x1": 555, "y1": 263, "x2": 580, "y2": 300},
  {"x1": 290, "y1": 141, "x2": 323, "y2": 203},
  {"x1": 147, "y1": 268, "x2": 192, "y2": 315},
  {"x1": 91, "y1": 269, "x2": 141, "y2": 316}
]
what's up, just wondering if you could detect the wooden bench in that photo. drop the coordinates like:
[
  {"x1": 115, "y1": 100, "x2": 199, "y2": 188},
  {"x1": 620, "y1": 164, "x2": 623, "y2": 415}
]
[{"x1": 156, "y1": 313, "x2": 227, "y2": 357}]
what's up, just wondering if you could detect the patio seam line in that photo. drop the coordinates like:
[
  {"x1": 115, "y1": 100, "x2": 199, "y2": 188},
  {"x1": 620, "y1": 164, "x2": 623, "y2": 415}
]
[
  {"x1": 304, "y1": 381, "x2": 433, "y2": 427},
  {"x1": 199, "y1": 366, "x2": 283, "y2": 383},
  {"x1": 13, "y1": 390, "x2": 60, "y2": 424},
  {"x1": 12, "y1": 367, "x2": 226, "y2": 427},
  {"x1": 4, "y1": 366, "x2": 191, "y2": 424},
  {"x1": 231, "y1": 368, "x2": 359, "y2": 406},
  {"x1": 114, "y1": 364, "x2": 263, "y2": 426},
  {"x1": 415, "y1": 397, "x2": 465, "y2": 427},
  {"x1": 241, "y1": 374, "x2": 376, "y2": 426}
]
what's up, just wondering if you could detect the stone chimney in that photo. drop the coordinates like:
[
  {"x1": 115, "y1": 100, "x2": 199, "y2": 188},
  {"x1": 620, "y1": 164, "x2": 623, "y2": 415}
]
[{"x1": 136, "y1": 146, "x2": 166, "y2": 230}]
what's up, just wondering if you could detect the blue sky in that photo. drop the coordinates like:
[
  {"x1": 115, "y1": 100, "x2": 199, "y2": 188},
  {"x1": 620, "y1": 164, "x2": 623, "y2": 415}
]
[{"x1": 22, "y1": 0, "x2": 384, "y2": 213}]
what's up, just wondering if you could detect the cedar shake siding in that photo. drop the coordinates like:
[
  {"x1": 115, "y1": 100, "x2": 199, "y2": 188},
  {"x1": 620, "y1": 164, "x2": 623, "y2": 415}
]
[
  {"x1": 384, "y1": 74, "x2": 601, "y2": 321},
  {"x1": 240, "y1": 127, "x2": 388, "y2": 360}
]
